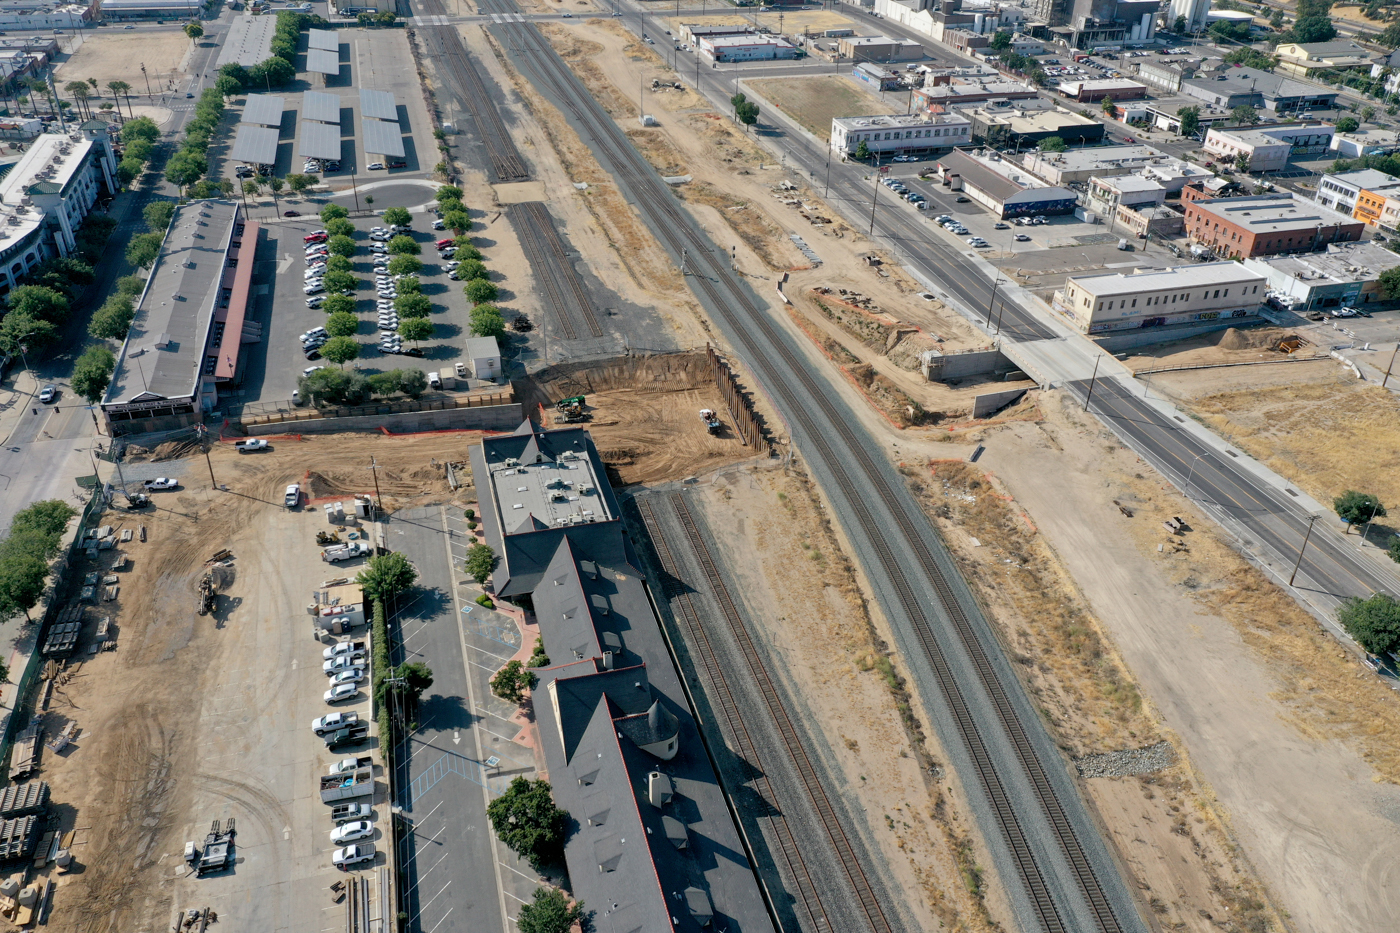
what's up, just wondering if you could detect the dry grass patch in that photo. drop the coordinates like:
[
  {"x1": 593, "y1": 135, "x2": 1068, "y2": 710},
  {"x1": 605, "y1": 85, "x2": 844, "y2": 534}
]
[{"x1": 748, "y1": 75, "x2": 890, "y2": 141}]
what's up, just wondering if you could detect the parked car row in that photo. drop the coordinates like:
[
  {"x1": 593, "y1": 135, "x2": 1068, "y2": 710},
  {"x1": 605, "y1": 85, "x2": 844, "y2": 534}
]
[{"x1": 311, "y1": 640, "x2": 377, "y2": 871}]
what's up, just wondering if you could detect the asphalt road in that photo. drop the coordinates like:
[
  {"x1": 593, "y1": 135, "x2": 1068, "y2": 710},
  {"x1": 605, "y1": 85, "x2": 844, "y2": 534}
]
[{"x1": 389, "y1": 505, "x2": 543, "y2": 933}]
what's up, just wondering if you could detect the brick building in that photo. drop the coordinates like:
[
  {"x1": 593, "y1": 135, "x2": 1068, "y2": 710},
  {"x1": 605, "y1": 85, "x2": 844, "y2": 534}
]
[{"x1": 1183, "y1": 193, "x2": 1365, "y2": 261}]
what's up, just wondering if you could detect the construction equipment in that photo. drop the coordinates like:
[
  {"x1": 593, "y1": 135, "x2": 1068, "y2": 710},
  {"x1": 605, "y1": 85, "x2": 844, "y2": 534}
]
[
  {"x1": 555, "y1": 395, "x2": 588, "y2": 423},
  {"x1": 699, "y1": 409, "x2": 722, "y2": 434},
  {"x1": 316, "y1": 530, "x2": 342, "y2": 546},
  {"x1": 196, "y1": 572, "x2": 217, "y2": 616},
  {"x1": 511, "y1": 313, "x2": 533, "y2": 332},
  {"x1": 187, "y1": 819, "x2": 235, "y2": 876}
]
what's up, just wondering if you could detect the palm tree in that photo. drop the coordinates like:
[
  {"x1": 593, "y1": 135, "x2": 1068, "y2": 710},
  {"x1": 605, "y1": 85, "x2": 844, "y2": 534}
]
[
  {"x1": 65, "y1": 81, "x2": 91, "y2": 120},
  {"x1": 107, "y1": 81, "x2": 132, "y2": 121},
  {"x1": 267, "y1": 176, "x2": 283, "y2": 215},
  {"x1": 25, "y1": 78, "x2": 51, "y2": 118}
]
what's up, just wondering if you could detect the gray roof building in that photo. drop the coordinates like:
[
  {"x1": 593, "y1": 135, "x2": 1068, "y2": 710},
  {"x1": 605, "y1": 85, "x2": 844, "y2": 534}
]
[
  {"x1": 469, "y1": 423, "x2": 773, "y2": 933},
  {"x1": 1180, "y1": 66, "x2": 1339, "y2": 112}
]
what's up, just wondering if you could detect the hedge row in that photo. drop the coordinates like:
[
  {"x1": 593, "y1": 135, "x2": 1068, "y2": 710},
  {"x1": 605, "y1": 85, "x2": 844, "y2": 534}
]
[{"x1": 371, "y1": 596, "x2": 394, "y2": 764}]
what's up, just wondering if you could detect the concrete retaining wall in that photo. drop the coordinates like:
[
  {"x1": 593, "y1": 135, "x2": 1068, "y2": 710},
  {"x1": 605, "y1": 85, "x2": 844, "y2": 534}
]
[
  {"x1": 922, "y1": 348, "x2": 1016, "y2": 381},
  {"x1": 244, "y1": 403, "x2": 524, "y2": 436},
  {"x1": 973, "y1": 387, "x2": 1029, "y2": 418},
  {"x1": 1091, "y1": 316, "x2": 1266, "y2": 352}
]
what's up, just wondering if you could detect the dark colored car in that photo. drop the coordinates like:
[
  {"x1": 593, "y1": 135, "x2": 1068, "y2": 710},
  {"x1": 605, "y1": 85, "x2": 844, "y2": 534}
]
[
  {"x1": 387, "y1": 161, "x2": 406, "y2": 169},
  {"x1": 284, "y1": 210, "x2": 301, "y2": 217}
]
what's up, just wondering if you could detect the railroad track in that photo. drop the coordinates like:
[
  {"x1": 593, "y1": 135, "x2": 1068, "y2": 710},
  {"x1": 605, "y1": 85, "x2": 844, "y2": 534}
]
[
  {"x1": 636, "y1": 497, "x2": 832, "y2": 933},
  {"x1": 661, "y1": 493, "x2": 894, "y2": 933},
  {"x1": 514, "y1": 202, "x2": 603, "y2": 339},
  {"x1": 413, "y1": 0, "x2": 530, "y2": 182},
  {"x1": 483, "y1": 8, "x2": 1134, "y2": 932}
]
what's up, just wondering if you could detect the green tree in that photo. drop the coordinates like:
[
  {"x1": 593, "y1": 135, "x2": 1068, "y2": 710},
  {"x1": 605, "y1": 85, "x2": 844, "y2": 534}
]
[
  {"x1": 1377, "y1": 266, "x2": 1400, "y2": 299},
  {"x1": 1334, "y1": 490, "x2": 1386, "y2": 530},
  {"x1": 1361, "y1": 105, "x2": 1377, "y2": 123},
  {"x1": 454, "y1": 243, "x2": 484, "y2": 262},
  {"x1": 486, "y1": 778, "x2": 565, "y2": 869},
  {"x1": 388, "y1": 254, "x2": 422, "y2": 276},
  {"x1": 735, "y1": 98, "x2": 759, "y2": 130},
  {"x1": 1174, "y1": 13, "x2": 1187, "y2": 32},
  {"x1": 1038, "y1": 136, "x2": 1068, "y2": 152},
  {"x1": 215, "y1": 74, "x2": 242, "y2": 99},
  {"x1": 0, "y1": 551, "x2": 48, "y2": 623},
  {"x1": 11, "y1": 500, "x2": 76, "y2": 537},
  {"x1": 854, "y1": 139, "x2": 871, "y2": 160},
  {"x1": 327, "y1": 234, "x2": 356, "y2": 258},
  {"x1": 184, "y1": 21, "x2": 204, "y2": 41},
  {"x1": 394, "y1": 293, "x2": 431, "y2": 318},
  {"x1": 1234, "y1": 152, "x2": 1251, "y2": 173},
  {"x1": 326, "y1": 218, "x2": 356, "y2": 238},
  {"x1": 517, "y1": 888, "x2": 583, "y2": 933},
  {"x1": 320, "y1": 335, "x2": 360, "y2": 368},
  {"x1": 242, "y1": 178, "x2": 262, "y2": 202},
  {"x1": 392, "y1": 661, "x2": 434, "y2": 703},
  {"x1": 325, "y1": 255, "x2": 353, "y2": 274},
  {"x1": 0, "y1": 312, "x2": 57, "y2": 356},
  {"x1": 64, "y1": 81, "x2": 91, "y2": 120},
  {"x1": 321, "y1": 294, "x2": 356, "y2": 316},
  {"x1": 165, "y1": 150, "x2": 208, "y2": 191},
  {"x1": 465, "y1": 279, "x2": 498, "y2": 304},
  {"x1": 70, "y1": 345, "x2": 115, "y2": 403},
  {"x1": 382, "y1": 206, "x2": 412, "y2": 227},
  {"x1": 88, "y1": 296, "x2": 135, "y2": 340},
  {"x1": 458, "y1": 259, "x2": 488, "y2": 281},
  {"x1": 1292, "y1": 15, "x2": 1337, "y2": 42},
  {"x1": 490, "y1": 659, "x2": 536, "y2": 703},
  {"x1": 367, "y1": 370, "x2": 403, "y2": 397},
  {"x1": 8, "y1": 286, "x2": 69, "y2": 325},
  {"x1": 116, "y1": 159, "x2": 143, "y2": 187},
  {"x1": 441, "y1": 209, "x2": 470, "y2": 233},
  {"x1": 143, "y1": 200, "x2": 175, "y2": 233},
  {"x1": 355, "y1": 551, "x2": 418, "y2": 600},
  {"x1": 470, "y1": 303, "x2": 506, "y2": 339},
  {"x1": 989, "y1": 30, "x2": 1012, "y2": 51},
  {"x1": 1337, "y1": 594, "x2": 1400, "y2": 656},
  {"x1": 322, "y1": 270, "x2": 357, "y2": 293},
  {"x1": 1101, "y1": 94, "x2": 1116, "y2": 116},
  {"x1": 436, "y1": 185, "x2": 463, "y2": 203},
  {"x1": 321, "y1": 203, "x2": 350, "y2": 223},
  {"x1": 395, "y1": 277, "x2": 422, "y2": 296},
  {"x1": 116, "y1": 275, "x2": 146, "y2": 298},
  {"x1": 299, "y1": 367, "x2": 370, "y2": 406},
  {"x1": 1336, "y1": 116, "x2": 1360, "y2": 134},
  {"x1": 1388, "y1": 536, "x2": 1400, "y2": 565},
  {"x1": 287, "y1": 173, "x2": 313, "y2": 194},
  {"x1": 465, "y1": 542, "x2": 496, "y2": 583},
  {"x1": 398, "y1": 317, "x2": 433, "y2": 348},
  {"x1": 1177, "y1": 105, "x2": 1201, "y2": 138},
  {"x1": 387, "y1": 234, "x2": 420, "y2": 255},
  {"x1": 325, "y1": 311, "x2": 359, "y2": 337},
  {"x1": 267, "y1": 175, "x2": 284, "y2": 211},
  {"x1": 107, "y1": 80, "x2": 133, "y2": 119},
  {"x1": 249, "y1": 56, "x2": 295, "y2": 88},
  {"x1": 399, "y1": 368, "x2": 428, "y2": 399}
]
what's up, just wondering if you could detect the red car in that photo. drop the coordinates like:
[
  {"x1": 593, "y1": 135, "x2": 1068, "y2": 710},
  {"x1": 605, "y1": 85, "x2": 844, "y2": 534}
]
[
  {"x1": 435, "y1": 238, "x2": 454, "y2": 248},
  {"x1": 387, "y1": 161, "x2": 407, "y2": 169},
  {"x1": 304, "y1": 233, "x2": 328, "y2": 243}
]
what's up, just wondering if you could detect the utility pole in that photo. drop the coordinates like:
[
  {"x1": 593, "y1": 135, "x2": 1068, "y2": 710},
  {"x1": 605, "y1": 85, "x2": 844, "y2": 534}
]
[
  {"x1": 197, "y1": 424, "x2": 216, "y2": 487},
  {"x1": 1082, "y1": 355, "x2": 1102, "y2": 412},
  {"x1": 1383, "y1": 342, "x2": 1399, "y2": 389},
  {"x1": 984, "y1": 275, "x2": 1003, "y2": 328},
  {"x1": 369, "y1": 457, "x2": 384, "y2": 514},
  {"x1": 868, "y1": 167, "x2": 879, "y2": 235},
  {"x1": 1288, "y1": 514, "x2": 1319, "y2": 586}
]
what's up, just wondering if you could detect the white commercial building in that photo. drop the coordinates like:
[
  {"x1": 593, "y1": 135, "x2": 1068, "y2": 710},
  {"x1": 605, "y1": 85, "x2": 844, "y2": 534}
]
[
  {"x1": 1243, "y1": 241, "x2": 1400, "y2": 311},
  {"x1": 1086, "y1": 174, "x2": 1167, "y2": 218},
  {"x1": 830, "y1": 112, "x2": 971, "y2": 157},
  {"x1": 463, "y1": 336, "x2": 501, "y2": 382},
  {"x1": 1052, "y1": 262, "x2": 1266, "y2": 334},
  {"x1": 0, "y1": 125, "x2": 117, "y2": 295},
  {"x1": 1330, "y1": 128, "x2": 1400, "y2": 159},
  {"x1": 697, "y1": 33, "x2": 797, "y2": 62},
  {"x1": 1204, "y1": 122, "x2": 1336, "y2": 172},
  {"x1": 1314, "y1": 168, "x2": 1400, "y2": 217},
  {"x1": 1020, "y1": 144, "x2": 1167, "y2": 186},
  {"x1": 0, "y1": 0, "x2": 90, "y2": 29}
]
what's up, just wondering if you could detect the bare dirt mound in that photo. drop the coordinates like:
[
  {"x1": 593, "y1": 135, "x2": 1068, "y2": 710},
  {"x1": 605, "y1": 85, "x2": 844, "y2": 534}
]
[{"x1": 1215, "y1": 326, "x2": 1295, "y2": 351}]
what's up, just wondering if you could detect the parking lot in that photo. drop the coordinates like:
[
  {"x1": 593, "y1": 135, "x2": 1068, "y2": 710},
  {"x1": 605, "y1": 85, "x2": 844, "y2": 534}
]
[{"x1": 232, "y1": 179, "x2": 474, "y2": 407}]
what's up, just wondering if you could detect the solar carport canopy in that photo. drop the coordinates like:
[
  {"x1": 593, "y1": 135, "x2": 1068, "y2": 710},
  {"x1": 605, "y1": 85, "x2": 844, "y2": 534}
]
[
  {"x1": 231, "y1": 125, "x2": 280, "y2": 165},
  {"x1": 299, "y1": 122, "x2": 342, "y2": 160},
  {"x1": 308, "y1": 29, "x2": 339, "y2": 52},
  {"x1": 359, "y1": 89, "x2": 397, "y2": 122},
  {"x1": 302, "y1": 91, "x2": 341, "y2": 124},
  {"x1": 307, "y1": 48, "x2": 339, "y2": 75},
  {"x1": 241, "y1": 94, "x2": 285, "y2": 127},
  {"x1": 363, "y1": 119, "x2": 404, "y2": 158}
]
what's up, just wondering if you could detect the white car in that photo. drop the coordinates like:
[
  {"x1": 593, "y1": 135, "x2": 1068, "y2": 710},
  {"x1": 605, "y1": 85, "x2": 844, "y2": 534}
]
[
  {"x1": 285, "y1": 483, "x2": 301, "y2": 508},
  {"x1": 367, "y1": 162, "x2": 386, "y2": 170},
  {"x1": 329, "y1": 668, "x2": 366, "y2": 687},
  {"x1": 312, "y1": 711, "x2": 359, "y2": 734},
  {"x1": 432, "y1": 219, "x2": 445, "y2": 230},
  {"x1": 306, "y1": 268, "x2": 326, "y2": 279},
  {"x1": 331, "y1": 821, "x2": 374, "y2": 844},
  {"x1": 304, "y1": 283, "x2": 325, "y2": 295},
  {"x1": 303, "y1": 365, "x2": 326, "y2": 377},
  {"x1": 324, "y1": 683, "x2": 359, "y2": 704},
  {"x1": 300, "y1": 327, "x2": 328, "y2": 341},
  {"x1": 324, "y1": 655, "x2": 366, "y2": 674}
]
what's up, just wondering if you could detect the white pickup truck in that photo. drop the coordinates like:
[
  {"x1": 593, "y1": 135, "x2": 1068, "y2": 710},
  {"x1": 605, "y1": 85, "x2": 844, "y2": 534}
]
[
  {"x1": 322, "y1": 541, "x2": 372, "y2": 563},
  {"x1": 233, "y1": 439, "x2": 268, "y2": 453}
]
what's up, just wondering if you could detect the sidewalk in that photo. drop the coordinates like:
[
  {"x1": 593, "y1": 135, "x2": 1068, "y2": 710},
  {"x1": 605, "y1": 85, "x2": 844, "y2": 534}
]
[{"x1": 0, "y1": 367, "x2": 40, "y2": 447}]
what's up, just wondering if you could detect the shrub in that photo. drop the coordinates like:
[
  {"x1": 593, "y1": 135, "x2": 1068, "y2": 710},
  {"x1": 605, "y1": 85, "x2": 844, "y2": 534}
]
[
  {"x1": 1338, "y1": 594, "x2": 1400, "y2": 657},
  {"x1": 475, "y1": 593, "x2": 494, "y2": 609},
  {"x1": 490, "y1": 660, "x2": 536, "y2": 703}
]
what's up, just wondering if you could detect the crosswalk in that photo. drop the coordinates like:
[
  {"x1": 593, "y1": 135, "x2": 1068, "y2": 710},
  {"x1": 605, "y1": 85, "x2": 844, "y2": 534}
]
[
  {"x1": 412, "y1": 14, "x2": 451, "y2": 25},
  {"x1": 486, "y1": 12, "x2": 529, "y2": 22}
]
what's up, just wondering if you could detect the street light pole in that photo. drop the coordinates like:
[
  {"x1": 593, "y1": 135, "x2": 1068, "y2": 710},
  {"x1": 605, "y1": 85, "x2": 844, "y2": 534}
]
[{"x1": 1288, "y1": 514, "x2": 1319, "y2": 586}]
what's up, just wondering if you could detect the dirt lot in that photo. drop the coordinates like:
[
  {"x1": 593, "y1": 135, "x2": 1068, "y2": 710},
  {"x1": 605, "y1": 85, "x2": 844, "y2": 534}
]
[
  {"x1": 515, "y1": 350, "x2": 756, "y2": 485},
  {"x1": 55, "y1": 32, "x2": 190, "y2": 89},
  {"x1": 747, "y1": 75, "x2": 890, "y2": 141},
  {"x1": 695, "y1": 464, "x2": 1006, "y2": 932},
  {"x1": 1135, "y1": 343, "x2": 1400, "y2": 519},
  {"x1": 661, "y1": 10, "x2": 861, "y2": 35},
  {"x1": 939, "y1": 390, "x2": 1400, "y2": 933}
]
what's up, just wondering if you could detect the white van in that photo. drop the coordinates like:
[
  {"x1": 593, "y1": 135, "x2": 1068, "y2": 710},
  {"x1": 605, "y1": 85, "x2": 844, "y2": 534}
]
[{"x1": 427, "y1": 371, "x2": 442, "y2": 390}]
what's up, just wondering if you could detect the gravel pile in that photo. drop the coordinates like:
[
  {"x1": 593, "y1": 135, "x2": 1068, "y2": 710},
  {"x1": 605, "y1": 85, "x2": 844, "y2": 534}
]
[{"x1": 1074, "y1": 742, "x2": 1176, "y2": 779}]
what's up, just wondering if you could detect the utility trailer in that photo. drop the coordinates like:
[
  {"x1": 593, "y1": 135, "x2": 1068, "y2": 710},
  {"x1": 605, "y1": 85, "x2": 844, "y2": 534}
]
[
  {"x1": 320, "y1": 768, "x2": 374, "y2": 802},
  {"x1": 186, "y1": 819, "x2": 236, "y2": 876}
]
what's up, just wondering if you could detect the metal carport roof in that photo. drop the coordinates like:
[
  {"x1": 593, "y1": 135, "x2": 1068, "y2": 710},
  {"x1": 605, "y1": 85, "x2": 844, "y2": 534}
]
[
  {"x1": 359, "y1": 89, "x2": 397, "y2": 122},
  {"x1": 241, "y1": 94, "x2": 285, "y2": 127},
  {"x1": 362, "y1": 119, "x2": 405, "y2": 158},
  {"x1": 298, "y1": 122, "x2": 342, "y2": 161},
  {"x1": 308, "y1": 29, "x2": 339, "y2": 52},
  {"x1": 230, "y1": 125, "x2": 280, "y2": 165},
  {"x1": 302, "y1": 91, "x2": 341, "y2": 124},
  {"x1": 307, "y1": 48, "x2": 340, "y2": 76}
]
